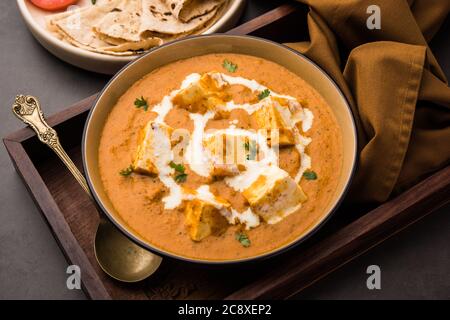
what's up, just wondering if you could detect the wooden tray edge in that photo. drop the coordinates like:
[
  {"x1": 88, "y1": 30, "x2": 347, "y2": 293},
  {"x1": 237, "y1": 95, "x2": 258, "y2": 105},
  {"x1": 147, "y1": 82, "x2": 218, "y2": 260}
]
[
  {"x1": 2, "y1": 4, "x2": 302, "y2": 300},
  {"x1": 2, "y1": 137, "x2": 111, "y2": 300},
  {"x1": 225, "y1": 165, "x2": 450, "y2": 299},
  {"x1": 3, "y1": 3, "x2": 450, "y2": 299},
  {"x1": 227, "y1": 3, "x2": 297, "y2": 35}
]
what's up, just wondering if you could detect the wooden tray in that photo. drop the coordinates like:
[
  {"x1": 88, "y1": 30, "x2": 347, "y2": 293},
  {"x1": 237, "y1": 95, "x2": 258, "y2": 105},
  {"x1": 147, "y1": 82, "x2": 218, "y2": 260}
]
[{"x1": 3, "y1": 4, "x2": 450, "y2": 300}]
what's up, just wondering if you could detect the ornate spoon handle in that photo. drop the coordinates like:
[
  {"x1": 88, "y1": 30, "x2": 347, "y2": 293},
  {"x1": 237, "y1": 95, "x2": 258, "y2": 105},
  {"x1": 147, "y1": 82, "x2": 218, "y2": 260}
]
[{"x1": 12, "y1": 95, "x2": 92, "y2": 197}]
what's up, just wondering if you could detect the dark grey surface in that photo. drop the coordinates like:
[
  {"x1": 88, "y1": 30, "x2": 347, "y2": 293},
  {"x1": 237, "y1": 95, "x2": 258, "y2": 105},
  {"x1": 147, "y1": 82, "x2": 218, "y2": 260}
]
[{"x1": 0, "y1": 0, "x2": 448, "y2": 300}]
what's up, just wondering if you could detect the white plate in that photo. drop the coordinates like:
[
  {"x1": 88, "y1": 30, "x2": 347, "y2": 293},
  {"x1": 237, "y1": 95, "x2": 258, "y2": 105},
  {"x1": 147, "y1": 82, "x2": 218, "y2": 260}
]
[{"x1": 17, "y1": 0, "x2": 246, "y2": 74}]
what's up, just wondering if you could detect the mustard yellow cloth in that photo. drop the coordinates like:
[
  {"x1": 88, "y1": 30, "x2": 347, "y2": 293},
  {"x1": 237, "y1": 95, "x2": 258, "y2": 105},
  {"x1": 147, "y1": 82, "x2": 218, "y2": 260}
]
[{"x1": 287, "y1": 0, "x2": 450, "y2": 203}]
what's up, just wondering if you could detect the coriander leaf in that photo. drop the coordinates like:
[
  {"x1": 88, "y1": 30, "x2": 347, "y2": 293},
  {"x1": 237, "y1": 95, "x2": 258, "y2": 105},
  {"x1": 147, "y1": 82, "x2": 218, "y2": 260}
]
[
  {"x1": 258, "y1": 89, "x2": 270, "y2": 100},
  {"x1": 174, "y1": 173, "x2": 187, "y2": 183},
  {"x1": 170, "y1": 161, "x2": 185, "y2": 173},
  {"x1": 235, "y1": 232, "x2": 251, "y2": 247},
  {"x1": 245, "y1": 141, "x2": 257, "y2": 160},
  {"x1": 134, "y1": 96, "x2": 149, "y2": 111},
  {"x1": 223, "y1": 59, "x2": 238, "y2": 73},
  {"x1": 170, "y1": 162, "x2": 187, "y2": 183},
  {"x1": 303, "y1": 170, "x2": 318, "y2": 180},
  {"x1": 119, "y1": 165, "x2": 133, "y2": 177}
]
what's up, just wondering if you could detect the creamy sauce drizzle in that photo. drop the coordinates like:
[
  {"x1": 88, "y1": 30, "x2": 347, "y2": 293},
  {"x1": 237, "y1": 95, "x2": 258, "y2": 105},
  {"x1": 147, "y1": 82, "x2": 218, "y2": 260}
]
[
  {"x1": 148, "y1": 72, "x2": 314, "y2": 228},
  {"x1": 227, "y1": 208, "x2": 260, "y2": 230},
  {"x1": 184, "y1": 111, "x2": 214, "y2": 177},
  {"x1": 147, "y1": 124, "x2": 182, "y2": 209}
]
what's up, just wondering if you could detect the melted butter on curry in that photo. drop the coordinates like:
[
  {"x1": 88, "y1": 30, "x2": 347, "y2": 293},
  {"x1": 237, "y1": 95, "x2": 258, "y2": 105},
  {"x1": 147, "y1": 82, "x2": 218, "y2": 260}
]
[{"x1": 98, "y1": 54, "x2": 343, "y2": 260}]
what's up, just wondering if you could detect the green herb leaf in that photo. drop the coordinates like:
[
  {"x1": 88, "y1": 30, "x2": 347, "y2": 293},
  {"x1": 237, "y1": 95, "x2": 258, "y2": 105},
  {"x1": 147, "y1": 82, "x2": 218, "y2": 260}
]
[
  {"x1": 303, "y1": 170, "x2": 318, "y2": 180},
  {"x1": 223, "y1": 59, "x2": 238, "y2": 73},
  {"x1": 174, "y1": 173, "x2": 187, "y2": 183},
  {"x1": 235, "y1": 232, "x2": 251, "y2": 247},
  {"x1": 170, "y1": 162, "x2": 187, "y2": 183},
  {"x1": 170, "y1": 161, "x2": 185, "y2": 173},
  {"x1": 258, "y1": 89, "x2": 270, "y2": 100},
  {"x1": 91, "y1": 0, "x2": 97, "y2": 4},
  {"x1": 134, "y1": 96, "x2": 149, "y2": 111},
  {"x1": 119, "y1": 165, "x2": 133, "y2": 177},
  {"x1": 245, "y1": 140, "x2": 257, "y2": 160}
]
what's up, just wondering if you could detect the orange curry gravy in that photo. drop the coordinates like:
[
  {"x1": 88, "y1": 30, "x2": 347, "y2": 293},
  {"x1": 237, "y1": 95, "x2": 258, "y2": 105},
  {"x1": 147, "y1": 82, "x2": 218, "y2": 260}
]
[{"x1": 98, "y1": 53, "x2": 343, "y2": 261}]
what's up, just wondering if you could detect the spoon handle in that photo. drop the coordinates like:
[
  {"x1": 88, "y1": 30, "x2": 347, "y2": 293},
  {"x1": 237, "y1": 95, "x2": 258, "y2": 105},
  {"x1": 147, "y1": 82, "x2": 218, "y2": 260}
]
[
  {"x1": 12, "y1": 95, "x2": 162, "y2": 282},
  {"x1": 12, "y1": 95, "x2": 92, "y2": 197}
]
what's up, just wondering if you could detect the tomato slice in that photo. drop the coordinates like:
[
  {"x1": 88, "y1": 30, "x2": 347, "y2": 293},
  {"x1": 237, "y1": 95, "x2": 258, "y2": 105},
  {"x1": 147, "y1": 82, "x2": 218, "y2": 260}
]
[{"x1": 30, "y1": 0, "x2": 79, "y2": 11}]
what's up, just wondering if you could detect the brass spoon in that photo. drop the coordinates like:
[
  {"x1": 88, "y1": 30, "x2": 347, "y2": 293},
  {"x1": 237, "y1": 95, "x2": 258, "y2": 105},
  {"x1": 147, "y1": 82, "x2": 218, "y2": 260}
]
[{"x1": 12, "y1": 95, "x2": 162, "y2": 282}]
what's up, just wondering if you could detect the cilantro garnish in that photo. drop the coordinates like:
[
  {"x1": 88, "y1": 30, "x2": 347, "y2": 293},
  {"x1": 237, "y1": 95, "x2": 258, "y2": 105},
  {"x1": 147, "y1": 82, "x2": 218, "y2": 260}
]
[
  {"x1": 223, "y1": 59, "x2": 238, "y2": 73},
  {"x1": 258, "y1": 89, "x2": 270, "y2": 100},
  {"x1": 170, "y1": 161, "x2": 187, "y2": 183},
  {"x1": 303, "y1": 170, "x2": 318, "y2": 180},
  {"x1": 119, "y1": 165, "x2": 133, "y2": 177},
  {"x1": 235, "y1": 232, "x2": 251, "y2": 247},
  {"x1": 134, "y1": 96, "x2": 149, "y2": 111}
]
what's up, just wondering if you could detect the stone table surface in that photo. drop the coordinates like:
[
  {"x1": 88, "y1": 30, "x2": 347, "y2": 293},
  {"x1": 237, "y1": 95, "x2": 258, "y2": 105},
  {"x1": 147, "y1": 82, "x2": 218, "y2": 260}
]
[{"x1": 0, "y1": 0, "x2": 448, "y2": 299}]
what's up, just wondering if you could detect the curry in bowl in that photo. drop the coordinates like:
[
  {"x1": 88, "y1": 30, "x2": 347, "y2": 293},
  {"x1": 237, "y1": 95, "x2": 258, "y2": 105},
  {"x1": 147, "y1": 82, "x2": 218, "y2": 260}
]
[{"x1": 97, "y1": 53, "x2": 343, "y2": 261}]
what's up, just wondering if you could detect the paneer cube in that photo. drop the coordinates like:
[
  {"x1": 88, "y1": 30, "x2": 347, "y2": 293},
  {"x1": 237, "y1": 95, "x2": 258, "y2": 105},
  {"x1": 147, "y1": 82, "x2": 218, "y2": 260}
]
[
  {"x1": 185, "y1": 199, "x2": 229, "y2": 241},
  {"x1": 132, "y1": 121, "x2": 173, "y2": 175},
  {"x1": 172, "y1": 73, "x2": 230, "y2": 113},
  {"x1": 210, "y1": 163, "x2": 242, "y2": 177},
  {"x1": 252, "y1": 102, "x2": 296, "y2": 146},
  {"x1": 203, "y1": 132, "x2": 247, "y2": 177},
  {"x1": 242, "y1": 170, "x2": 307, "y2": 224}
]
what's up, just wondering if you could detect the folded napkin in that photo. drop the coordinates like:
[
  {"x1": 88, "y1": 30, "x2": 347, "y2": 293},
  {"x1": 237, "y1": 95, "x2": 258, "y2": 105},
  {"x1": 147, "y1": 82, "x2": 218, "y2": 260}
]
[{"x1": 287, "y1": 0, "x2": 450, "y2": 204}]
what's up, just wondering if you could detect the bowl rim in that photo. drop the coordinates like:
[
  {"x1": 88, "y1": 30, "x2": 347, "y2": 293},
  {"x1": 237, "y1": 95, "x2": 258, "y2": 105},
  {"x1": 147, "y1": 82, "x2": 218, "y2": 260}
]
[
  {"x1": 82, "y1": 34, "x2": 358, "y2": 265},
  {"x1": 16, "y1": 0, "x2": 245, "y2": 63}
]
